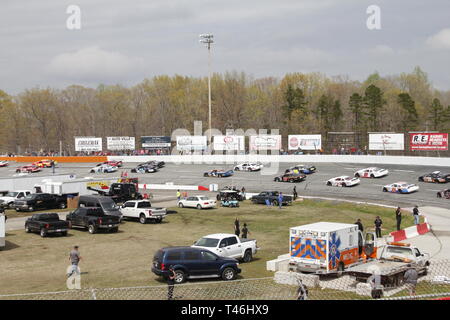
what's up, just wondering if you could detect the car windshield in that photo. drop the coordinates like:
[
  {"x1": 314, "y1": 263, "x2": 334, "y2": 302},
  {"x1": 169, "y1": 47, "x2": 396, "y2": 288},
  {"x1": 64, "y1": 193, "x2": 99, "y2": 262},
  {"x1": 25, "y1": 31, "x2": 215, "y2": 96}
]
[
  {"x1": 5, "y1": 192, "x2": 18, "y2": 197},
  {"x1": 384, "y1": 246, "x2": 414, "y2": 259},
  {"x1": 100, "y1": 201, "x2": 119, "y2": 210},
  {"x1": 137, "y1": 201, "x2": 151, "y2": 208},
  {"x1": 199, "y1": 197, "x2": 209, "y2": 200},
  {"x1": 24, "y1": 194, "x2": 36, "y2": 199},
  {"x1": 195, "y1": 238, "x2": 220, "y2": 247}
]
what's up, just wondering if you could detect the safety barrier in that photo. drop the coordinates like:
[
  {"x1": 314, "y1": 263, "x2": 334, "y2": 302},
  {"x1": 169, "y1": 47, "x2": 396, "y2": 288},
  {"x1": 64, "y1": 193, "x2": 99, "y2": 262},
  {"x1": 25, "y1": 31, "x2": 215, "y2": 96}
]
[{"x1": 389, "y1": 222, "x2": 431, "y2": 242}]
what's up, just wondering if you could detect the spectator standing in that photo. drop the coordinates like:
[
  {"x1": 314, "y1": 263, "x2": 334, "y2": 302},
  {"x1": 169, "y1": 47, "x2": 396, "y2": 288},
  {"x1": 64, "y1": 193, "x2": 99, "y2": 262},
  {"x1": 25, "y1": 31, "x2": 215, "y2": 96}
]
[
  {"x1": 265, "y1": 194, "x2": 271, "y2": 207},
  {"x1": 354, "y1": 219, "x2": 364, "y2": 232},
  {"x1": 278, "y1": 192, "x2": 283, "y2": 209},
  {"x1": 374, "y1": 216, "x2": 383, "y2": 238},
  {"x1": 413, "y1": 206, "x2": 420, "y2": 225},
  {"x1": 241, "y1": 187, "x2": 246, "y2": 200},
  {"x1": 403, "y1": 265, "x2": 418, "y2": 297},
  {"x1": 241, "y1": 223, "x2": 250, "y2": 239},
  {"x1": 176, "y1": 190, "x2": 181, "y2": 201},
  {"x1": 395, "y1": 207, "x2": 402, "y2": 231},
  {"x1": 296, "y1": 280, "x2": 308, "y2": 300},
  {"x1": 167, "y1": 267, "x2": 176, "y2": 300},
  {"x1": 68, "y1": 246, "x2": 81, "y2": 277},
  {"x1": 234, "y1": 218, "x2": 240, "y2": 237},
  {"x1": 293, "y1": 186, "x2": 298, "y2": 201}
]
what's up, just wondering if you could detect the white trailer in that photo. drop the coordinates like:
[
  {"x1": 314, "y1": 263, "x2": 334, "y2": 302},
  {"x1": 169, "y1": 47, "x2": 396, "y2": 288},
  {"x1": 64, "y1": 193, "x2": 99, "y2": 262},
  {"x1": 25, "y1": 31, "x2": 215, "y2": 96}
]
[
  {"x1": 34, "y1": 178, "x2": 120, "y2": 196},
  {"x1": 0, "y1": 213, "x2": 5, "y2": 249},
  {"x1": 0, "y1": 174, "x2": 77, "y2": 191},
  {"x1": 289, "y1": 222, "x2": 365, "y2": 274}
]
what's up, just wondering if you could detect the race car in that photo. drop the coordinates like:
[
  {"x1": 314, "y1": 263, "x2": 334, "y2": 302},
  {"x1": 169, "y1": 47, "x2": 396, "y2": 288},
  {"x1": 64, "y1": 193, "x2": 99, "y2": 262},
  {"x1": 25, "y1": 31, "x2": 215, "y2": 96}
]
[
  {"x1": 418, "y1": 171, "x2": 450, "y2": 183},
  {"x1": 15, "y1": 165, "x2": 41, "y2": 173},
  {"x1": 285, "y1": 164, "x2": 316, "y2": 175},
  {"x1": 234, "y1": 163, "x2": 263, "y2": 171},
  {"x1": 382, "y1": 182, "x2": 419, "y2": 194},
  {"x1": 437, "y1": 189, "x2": 450, "y2": 199},
  {"x1": 0, "y1": 160, "x2": 8, "y2": 167},
  {"x1": 326, "y1": 176, "x2": 360, "y2": 187},
  {"x1": 138, "y1": 160, "x2": 165, "y2": 168},
  {"x1": 203, "y1": 169, "x2": 234, "y2": 178},
  {"x1": 354, "y1": 167, "x2": 389, "y2": 178},
  {"x1": 99, "y1": 160, "x2": 123, "y2": 167},
  {"x1": 130, "y1": 164, "x2": 158, "y2": 173},
  {"x1": 274, "y1": 173, "x2": 306, "y2": 183},
  {"x1": 90, "y1": 164, "x2": 118, "y2": 174},
  {"x1": 32, "y1": 159, "x2": 57, "y2": 168}
]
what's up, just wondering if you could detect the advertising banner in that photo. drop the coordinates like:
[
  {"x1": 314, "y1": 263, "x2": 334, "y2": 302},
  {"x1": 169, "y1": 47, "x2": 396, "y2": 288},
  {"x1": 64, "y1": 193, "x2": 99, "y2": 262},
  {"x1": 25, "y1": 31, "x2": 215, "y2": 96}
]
[
  {"x1": 75, "y1": 137, "x2": 102, "y2": 152},
  {"x1": 176, "y1": 136, "x2": 207, "y2": 151},
  {"x1": 288, "y1": 135, "x2": 321, "y2": 150},
  {"x1": 249, "y1": 135, "x2": 282, "y2": 151},
  {"x1": 409, "y1": 133, "x2": 448, "y2": 151},
  {"x1": 141, "y1": 136, "x2": 171, "y2": 149},
  {"x1": 369, "y1": 133, "x2": 404, "y2": 151},
  {"x1": 107, "y1": 137, "x2": 135, "y2": 150},
  {"x1": 213, "y1": 135, "x2": 245, "y2": 151}
]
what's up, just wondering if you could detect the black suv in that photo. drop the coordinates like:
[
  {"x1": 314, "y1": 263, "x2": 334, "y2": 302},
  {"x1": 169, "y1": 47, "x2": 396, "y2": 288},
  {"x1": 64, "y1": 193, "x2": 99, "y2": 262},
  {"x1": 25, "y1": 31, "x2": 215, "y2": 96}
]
[{"x1": 152, "y1": 246, "x2": 241, "y2": 283}]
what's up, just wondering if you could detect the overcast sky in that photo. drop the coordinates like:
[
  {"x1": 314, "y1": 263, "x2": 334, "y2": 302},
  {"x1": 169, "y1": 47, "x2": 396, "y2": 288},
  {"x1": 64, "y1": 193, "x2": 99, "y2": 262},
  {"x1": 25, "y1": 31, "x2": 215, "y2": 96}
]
[{"x1": 1, "y1": 0, "x2": 450, "y2": 94}]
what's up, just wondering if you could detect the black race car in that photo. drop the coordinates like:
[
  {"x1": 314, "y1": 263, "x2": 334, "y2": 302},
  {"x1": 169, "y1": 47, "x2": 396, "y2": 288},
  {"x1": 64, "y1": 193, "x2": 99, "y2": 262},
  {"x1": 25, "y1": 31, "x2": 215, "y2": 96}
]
[
  {"x1": 131, "y1": 164, "x2": 159, "y2": 173},
  {"x1": 418, "y1": 171, "x2": 450, "y2": 183},
  {"x1": 437, "y1": 189, "x2": 450, "y2": 199},
  {"x1": 285, "y1": 164, "x2": 316, "y2": 175},
  {"x1": 274, "y1": 173, "x2": 306, "y2": 183}
]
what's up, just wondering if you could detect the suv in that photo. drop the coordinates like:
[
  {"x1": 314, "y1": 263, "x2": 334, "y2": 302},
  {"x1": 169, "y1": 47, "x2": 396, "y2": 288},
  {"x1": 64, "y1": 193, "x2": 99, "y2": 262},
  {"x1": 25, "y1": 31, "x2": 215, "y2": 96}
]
[
  {"x1": 152, "y1": 246, "x2": 241, "y2": 283},
  {"x1": 78, "y1": 195, "x2": 122, "y2": 219}
]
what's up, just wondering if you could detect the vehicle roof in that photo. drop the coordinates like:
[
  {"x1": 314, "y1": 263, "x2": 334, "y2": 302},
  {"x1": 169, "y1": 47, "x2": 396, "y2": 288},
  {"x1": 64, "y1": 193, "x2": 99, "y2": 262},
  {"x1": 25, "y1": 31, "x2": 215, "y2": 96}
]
[
  {"x1": 201, "y1": 233, "x2": 236, "y2": 239},
  {"x1": 291, "y1": 222, "x2": 357, "y2": 232},
  {"x1": 159, "y1": 246, "x2": 204, "y2": 252},
  {"x1": 334, "y1": 176, "x2": 351, "y2": 179},
  {"x1": 124, "y1": 199, "x2": 150, "y2": 202}
]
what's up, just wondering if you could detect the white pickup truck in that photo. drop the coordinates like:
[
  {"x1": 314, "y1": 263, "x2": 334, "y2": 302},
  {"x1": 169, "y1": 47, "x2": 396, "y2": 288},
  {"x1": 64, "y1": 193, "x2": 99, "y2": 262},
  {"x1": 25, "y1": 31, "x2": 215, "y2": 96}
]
[
  {"x1": 0, "y1": 190, "x2": 31, "y2": 209},
  {"x1": 120, "y1": 200, "x2": 166, "y2": 224},
  {"x1": 192, "y1": 233, "x2": 259, "y2": 262}
]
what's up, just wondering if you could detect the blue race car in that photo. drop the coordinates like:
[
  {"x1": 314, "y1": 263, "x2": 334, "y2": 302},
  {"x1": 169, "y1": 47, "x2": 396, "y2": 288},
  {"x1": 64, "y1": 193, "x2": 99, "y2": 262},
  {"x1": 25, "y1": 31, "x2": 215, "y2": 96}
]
[{"x1": 203, "y1": 169, "x2": 234, "y2": 178}]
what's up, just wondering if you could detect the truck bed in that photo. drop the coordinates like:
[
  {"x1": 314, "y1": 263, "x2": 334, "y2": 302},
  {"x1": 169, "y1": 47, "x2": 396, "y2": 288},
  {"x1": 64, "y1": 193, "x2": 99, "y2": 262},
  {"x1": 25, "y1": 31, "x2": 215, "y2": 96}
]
[{"x1": 347, "y1": 260, "x2": 408, "y2": 276}]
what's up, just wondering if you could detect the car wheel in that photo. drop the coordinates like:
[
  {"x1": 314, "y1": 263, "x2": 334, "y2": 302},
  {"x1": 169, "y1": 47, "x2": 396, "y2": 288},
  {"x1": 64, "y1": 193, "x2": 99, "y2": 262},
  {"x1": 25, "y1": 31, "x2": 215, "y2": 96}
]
[
  {"x1": 90, "y1": 170, "x2": 95, "y2": 173},
  {"x1": 139, "y1": 214, "x2": 147, "y2": 224},
  {"x1": 178, "y1": 203, "x2": 184, "y2": 208},
  {"x1": 156, "y1": 217, "x2": 163, "y2": 223},
  {"x1": 174, "y1": 270, "x2": 186, "y2": 284},
  {"x1": 337, "y1": 262, "x2": 345, "y2": 277},
  {"x1": 8, "y1": 202, "x2": 14, "y2": 209},
  {"x1": 25, "y1": 225, "x2": 31, "y2": 233},
  {"x1": 243, "y1": 250, "x2": 253, "y2": 263},
  {"x1": 196, "y1": 204, "x2": 202, "y2": 210},
  {"x1": 355, "y1": 173, "x2": 360, "y2": 178},
  {"x1": 88, "y1": 224, "x2": 97, "y2": 234},
  {"x1": 59, "y1": 202, "x2": 67, "y2": 209},
  {"x1": 342, "y1": 183, "x2": 347, "y2": 187},
  {"x1": 234, "y1": 167, "x2": 239, "y2": 171},
  {"x1": 28, "y1": 206, "x2": 34, "y2": 212},
  {"x1": 61, "y1": 231, "x2": 68, "y2": 236},
  {"x1": 274, "y1": 178, "x2": 280, "y2": 182},
  {"x1": 383, "y1": 188, "x2": 387, "y2": 192},
  {"x1": 327, "y1": 181, "x2": 332, "y2": 186},
  {"x1": 67, "y1": 221, "x2": 72, "y2": 229},
  {"x1": 40, "y1": 228, "x2": 47, "y2": 238},
  {"x1": 370, "y1": 174, "x2": 375, "y2": 178},
  {"x1": 15, "y1": 208, "x2": 20, "y2": 212},
  {"x1": 222, "y1": 267, "x2": 237, "y2": 281}
]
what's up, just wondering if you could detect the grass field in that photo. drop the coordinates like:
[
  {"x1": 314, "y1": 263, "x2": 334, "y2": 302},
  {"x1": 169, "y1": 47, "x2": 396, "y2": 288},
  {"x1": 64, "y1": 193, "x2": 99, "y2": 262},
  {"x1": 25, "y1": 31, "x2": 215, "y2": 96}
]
[{"x1": 0, "y1": 199, "x2": 417, "y2": 296}]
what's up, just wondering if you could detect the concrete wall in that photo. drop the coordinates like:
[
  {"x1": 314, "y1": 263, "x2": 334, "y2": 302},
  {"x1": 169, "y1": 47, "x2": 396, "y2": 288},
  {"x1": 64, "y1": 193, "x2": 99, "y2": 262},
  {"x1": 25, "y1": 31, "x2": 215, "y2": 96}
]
[{"x1": 109, "y1": 154, "x2": 450, "y2": 167}]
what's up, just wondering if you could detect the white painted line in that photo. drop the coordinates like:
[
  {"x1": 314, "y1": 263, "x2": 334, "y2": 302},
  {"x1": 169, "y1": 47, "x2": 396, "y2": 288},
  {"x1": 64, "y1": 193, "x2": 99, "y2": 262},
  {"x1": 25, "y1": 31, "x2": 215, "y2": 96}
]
[{"x1": 393, "y1": 170, "x2": 415, "y2": 173}]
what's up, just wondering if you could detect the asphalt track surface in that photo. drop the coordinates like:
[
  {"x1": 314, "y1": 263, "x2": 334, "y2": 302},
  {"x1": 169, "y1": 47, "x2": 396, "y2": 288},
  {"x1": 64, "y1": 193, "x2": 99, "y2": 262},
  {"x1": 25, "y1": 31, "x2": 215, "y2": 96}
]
[{"x1": 1, "y1": 161, "x2": 449, "y2": 209}]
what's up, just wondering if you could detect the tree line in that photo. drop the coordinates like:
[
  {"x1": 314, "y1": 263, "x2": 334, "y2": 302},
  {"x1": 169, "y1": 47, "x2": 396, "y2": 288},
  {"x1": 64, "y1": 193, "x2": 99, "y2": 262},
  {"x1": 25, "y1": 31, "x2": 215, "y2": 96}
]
[{"x1": 0, "y1": 66, "x2": 449, "y2": 154}]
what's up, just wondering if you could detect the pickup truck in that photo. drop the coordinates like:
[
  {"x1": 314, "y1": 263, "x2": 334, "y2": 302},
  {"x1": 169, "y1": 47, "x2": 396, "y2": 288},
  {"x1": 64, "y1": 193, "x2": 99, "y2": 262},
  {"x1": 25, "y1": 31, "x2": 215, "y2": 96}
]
[
  {"x1": 347, "y1": 242, "x2": 430, "y2": 287},
  {"x1": 25, "y1": 213, "x2": 70, "y2": 237},
  {"x1": 251, "y1": 191, "x2": 292, "y2": 206},
  {"x1": 192, "y1": 233, "x2": 259, "y2": 263},
  {"x1": 120, "y1": 200, "x2": 166, "y2": 224},
  {"x1": 14, "y1": 193, "x2": 67, "y2": 212},
  {"x1": 0, "y1": 190, "x2": 32, "y2": 209},
  {"x1": 87, "y1": 183, "x2": 143, "y2": 204},
  {"x1": 66, "y1": 207, "x2": 121, "y2": 234}
]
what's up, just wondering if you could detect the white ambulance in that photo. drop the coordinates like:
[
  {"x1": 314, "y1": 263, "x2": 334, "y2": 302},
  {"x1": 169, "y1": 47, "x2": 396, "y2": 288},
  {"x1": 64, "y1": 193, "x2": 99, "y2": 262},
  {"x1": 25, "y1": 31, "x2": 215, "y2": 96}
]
[{"x1": 289, "y1": 222, "x2": 377, "y2": 275}]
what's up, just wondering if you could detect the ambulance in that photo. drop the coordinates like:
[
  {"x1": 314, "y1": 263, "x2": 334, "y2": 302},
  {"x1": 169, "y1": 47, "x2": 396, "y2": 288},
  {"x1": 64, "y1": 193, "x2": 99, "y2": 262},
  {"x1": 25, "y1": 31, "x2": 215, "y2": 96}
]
[{"x1": 288, "y1": 222, "x2": 378, "y2": 275}]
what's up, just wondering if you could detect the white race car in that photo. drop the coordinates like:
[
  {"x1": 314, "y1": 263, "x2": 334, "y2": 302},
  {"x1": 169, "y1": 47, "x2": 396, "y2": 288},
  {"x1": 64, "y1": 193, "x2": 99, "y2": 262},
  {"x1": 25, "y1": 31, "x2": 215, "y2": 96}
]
[
  {"x1": 383, "y1": 182, "x2": 419, "y2": 194},
  {"x1": 234, "y1": 163, "x2": 263, "y2": 171},
  {"x1": 0, "y1": 160, "x2": 8, "y2": 167},
  {"x1": 177, "y1": 196, "x2": 216, "y2": 209},
  {"x1": 327, "y1": 176, "x2": 360, "y2": 187},
  {"x1": 90, "y1": 164, "x2": 118, "y2": 174},
  {"x1": 354, "y1": 167, "x2": 389, "y2": 178}
]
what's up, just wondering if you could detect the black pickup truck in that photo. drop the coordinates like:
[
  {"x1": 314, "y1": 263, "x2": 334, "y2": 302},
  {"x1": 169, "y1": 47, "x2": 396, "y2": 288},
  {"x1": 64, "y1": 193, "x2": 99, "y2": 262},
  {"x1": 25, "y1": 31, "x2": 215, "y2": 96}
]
[
  {"x1": 14, "y1": 193, "x2": 67, "y2": 212},
  {"x1": 66, "y1": 207, "x2": 120, "y2": 234},
  {"x1": 87, "y1": 183, "x2": 143, "y2": 204},
  {"x1": 251, "y1": 191, "x2": 293, "y2": 206},
  {"x1": 25, "y1": 213, "x2": 70, "y2": 237}
]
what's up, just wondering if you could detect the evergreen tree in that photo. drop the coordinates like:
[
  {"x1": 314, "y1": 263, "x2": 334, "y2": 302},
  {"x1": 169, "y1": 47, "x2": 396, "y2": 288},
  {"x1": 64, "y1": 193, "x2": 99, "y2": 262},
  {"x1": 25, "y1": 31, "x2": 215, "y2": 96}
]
[
  {"x1": 363, "y1": 85, "x2": 386, "y2": 131},
  {"x1": 397, "y1": 93, "x2": 418, "y2": 132},
  {"x1": 283, "y1": 84, "x2": 307, "y2": 120},
  {"x1": 428, "y1": 98, "x2": 445, "y2": 131}
]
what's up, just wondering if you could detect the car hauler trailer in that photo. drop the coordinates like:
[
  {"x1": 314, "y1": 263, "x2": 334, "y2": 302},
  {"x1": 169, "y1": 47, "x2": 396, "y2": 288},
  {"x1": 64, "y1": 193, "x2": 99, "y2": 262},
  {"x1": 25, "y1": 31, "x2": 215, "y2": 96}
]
[
  {"x1": 288, "y1": 222, "x2": 378, "y2": 275},
  {"x1": 0, "y1": 174, "x2": 76, "y2": 191},
  {"x1": 33, "y1": 178, "x2": 121, "y2": 196}
]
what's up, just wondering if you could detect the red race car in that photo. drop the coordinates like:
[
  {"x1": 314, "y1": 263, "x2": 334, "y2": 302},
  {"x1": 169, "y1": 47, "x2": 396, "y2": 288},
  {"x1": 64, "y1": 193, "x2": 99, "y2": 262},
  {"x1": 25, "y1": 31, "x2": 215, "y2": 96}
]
[
  {"x1": 16, "y1": 165, "x2": 41, "y2": 173},
  {"x1": 99, "y1": 160, "x2": 123, "y2": 167},
  {"x1": 32, "y1": 159, "x2": 57, "y2": 168}
]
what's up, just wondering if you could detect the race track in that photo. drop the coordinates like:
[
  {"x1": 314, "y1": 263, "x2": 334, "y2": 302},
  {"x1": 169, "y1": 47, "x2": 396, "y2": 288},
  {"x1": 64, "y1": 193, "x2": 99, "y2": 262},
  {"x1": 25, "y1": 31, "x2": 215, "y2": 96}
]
[{"x1": 1, "y1": 161, "x2": 449, "y2": 209}]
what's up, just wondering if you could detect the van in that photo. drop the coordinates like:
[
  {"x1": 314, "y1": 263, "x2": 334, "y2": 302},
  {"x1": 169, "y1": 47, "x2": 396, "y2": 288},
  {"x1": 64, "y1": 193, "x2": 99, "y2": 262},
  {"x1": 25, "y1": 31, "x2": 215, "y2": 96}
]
[{"x1": 78, "y1": 195, "x2": 122, "y2": 219}]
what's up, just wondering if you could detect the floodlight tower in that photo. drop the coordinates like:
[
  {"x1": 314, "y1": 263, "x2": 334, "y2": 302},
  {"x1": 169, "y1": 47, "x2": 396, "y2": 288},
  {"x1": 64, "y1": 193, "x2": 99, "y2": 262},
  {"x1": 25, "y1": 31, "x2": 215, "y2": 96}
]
[{"x1": 199, "y1": 33, "x2": 214, "y2": 144}]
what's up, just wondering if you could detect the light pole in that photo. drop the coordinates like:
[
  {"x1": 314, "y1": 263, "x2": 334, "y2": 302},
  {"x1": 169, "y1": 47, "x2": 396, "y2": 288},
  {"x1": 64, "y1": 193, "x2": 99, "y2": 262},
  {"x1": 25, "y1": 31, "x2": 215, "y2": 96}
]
[{"x1": 199, "y1": 33, "x2": 214, "y2": 146}]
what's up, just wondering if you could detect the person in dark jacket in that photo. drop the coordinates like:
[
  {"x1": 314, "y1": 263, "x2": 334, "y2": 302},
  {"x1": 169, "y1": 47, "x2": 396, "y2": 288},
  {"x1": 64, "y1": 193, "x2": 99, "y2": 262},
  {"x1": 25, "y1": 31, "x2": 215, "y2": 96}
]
[
  {"x1": 395, "y1": 207, "x2": 402, "y2": 231},
  {"x1": 167, "y1": 267, "x2": 176, "y2": 300},
  {"x1": 374, "y1": 216, "x2": 383, "y2": 238},
  {"x1": 413, "y1": 206, "x2": 420, "y2": 225},
  {"x1": 293, "y1": 186, "x2": 298, "y2": 200},
  {"x1": 241, "y1": 223, "x2": 250, "y2": 239},
  {"x1": 354, "y1": 219, "x2": 364, "y2": 232},
  {"x1": 234, "y1": 217, "x2": 240, "y2": 237}
]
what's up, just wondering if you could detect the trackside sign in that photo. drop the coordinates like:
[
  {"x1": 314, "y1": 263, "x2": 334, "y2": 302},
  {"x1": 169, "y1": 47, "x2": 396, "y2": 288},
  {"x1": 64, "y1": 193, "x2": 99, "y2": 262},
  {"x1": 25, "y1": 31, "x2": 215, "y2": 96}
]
[
  {"x1": 75, "y1": 137, "x2": 102, "y2": 152},
  {"x1": 107, "y1": 137, "x2": 135, "y2": 150},
  {"x1": 409, "y1": 133, "x2": 448, "y2": 151}
]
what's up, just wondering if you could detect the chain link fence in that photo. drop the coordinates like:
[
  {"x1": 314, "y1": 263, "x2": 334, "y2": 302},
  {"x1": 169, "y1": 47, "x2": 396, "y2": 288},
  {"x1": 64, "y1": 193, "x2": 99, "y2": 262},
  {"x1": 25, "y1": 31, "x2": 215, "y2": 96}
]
[{"x1": 1, "y1": 260, "x2": 450, "y2": 300}]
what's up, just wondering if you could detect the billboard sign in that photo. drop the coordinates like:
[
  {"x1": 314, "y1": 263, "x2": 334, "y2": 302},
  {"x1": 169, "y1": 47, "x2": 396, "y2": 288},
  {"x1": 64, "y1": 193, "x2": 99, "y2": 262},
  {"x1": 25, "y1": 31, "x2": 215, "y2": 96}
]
[
  {"x1": 107, "y1": 137, "x2": 135, "y2": 150},
  {"x1": 213, "y1": 135, "x2": 245, "y2": 151},
  {"x1": 141, "y1": 136, "x2": 171, "y2": 149},
  {"x1": 369, "y1": 133, "x2": 404, "y2": 151},
  {"x1": 176, "y1": 136, "x2": 207, "y2": 151},
  {"x1": 409, "y1": 133, "x2": 448, "y2": 151},
  {"x1": 249, "y1": 135, "x2": 282, "y2": 151},
  {"x1": 75, "y1": 137, "x2": 102, "y2": 152},
  {"x1": 288, "y1": 135, "x2": 321, "y2": 150}
]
